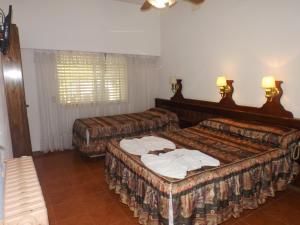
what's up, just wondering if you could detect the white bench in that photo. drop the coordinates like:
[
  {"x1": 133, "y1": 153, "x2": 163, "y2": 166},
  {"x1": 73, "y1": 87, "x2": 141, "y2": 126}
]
[{"x1": 3, "y1": 156, "x2": 49, "y2": 225}]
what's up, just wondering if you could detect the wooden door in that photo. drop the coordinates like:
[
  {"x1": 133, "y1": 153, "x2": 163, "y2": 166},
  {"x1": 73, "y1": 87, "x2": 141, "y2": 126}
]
[{"x1": 1, "y1": 24, "x2": 32, "y2": 157}]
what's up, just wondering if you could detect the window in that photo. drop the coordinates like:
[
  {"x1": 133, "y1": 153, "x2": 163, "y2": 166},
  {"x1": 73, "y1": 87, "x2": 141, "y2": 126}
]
[{"x1": 56, "y1": 52, "x2": 127, "y2": 105}]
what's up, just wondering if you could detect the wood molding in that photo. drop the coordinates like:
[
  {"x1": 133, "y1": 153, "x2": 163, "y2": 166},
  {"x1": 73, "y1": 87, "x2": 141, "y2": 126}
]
[
  {"x1": 169, "y1": 78, "x2": 293, "y2": 119},
  {"x1": 157, "y1": 78, "x2": 298, "y2": 129},
  {"x1": 156, "y1": 98, "x2": 300, "y2": 129},
  {"x1": 1, "y1": 24, "x2": 32, "y2": 157}
]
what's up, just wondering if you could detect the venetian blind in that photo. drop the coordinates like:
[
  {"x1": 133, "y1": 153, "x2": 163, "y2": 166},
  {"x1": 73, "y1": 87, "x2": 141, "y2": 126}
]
[{"x1": 56, "y1": 52, "x2": 127, "y2": 105}]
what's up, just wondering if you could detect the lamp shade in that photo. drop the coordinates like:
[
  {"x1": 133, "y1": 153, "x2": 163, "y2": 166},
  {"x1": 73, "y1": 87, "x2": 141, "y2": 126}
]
[
  {"x1": 216, "y1": 76, "x2": 227, "y2": 87},
  {"x1": 169, "y1": 76, "x2": 177, "y2": 84},
  {"x1": 261, "y1": 76, "x2": 276, "y2": 88},
  {"x1": 147, "y1": 0, "x2": 176, "y2": 8},
  {"x1": 147, "y1": 0, "x2": 167, "y2": 8}
]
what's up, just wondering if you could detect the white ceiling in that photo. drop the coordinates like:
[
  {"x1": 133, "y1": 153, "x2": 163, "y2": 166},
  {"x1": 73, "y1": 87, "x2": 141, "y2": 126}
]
[{"x1": 114, "y1": 0, "x2": 144, "y2": 5}]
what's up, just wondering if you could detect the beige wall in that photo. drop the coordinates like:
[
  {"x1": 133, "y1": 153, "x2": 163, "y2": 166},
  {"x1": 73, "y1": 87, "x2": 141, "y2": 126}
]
[
  {"x1": 0, "y1": 0, "x2": 160, "y2": 56},
  {"x1": 0, "y1": 0, "x2": 161, "y2": 152},
  {"x1": 21, "y1": 49, "x2": 41, "y2": 152},
  {"x1": 3, "y1": 0, "x2": 300, "y2": 152},
  {"x1": 0, "y1": 56, "x2": 13, "y2": 159},
  {"x1": 159, "y1": 0, "x2": 300, "y2": 117}
]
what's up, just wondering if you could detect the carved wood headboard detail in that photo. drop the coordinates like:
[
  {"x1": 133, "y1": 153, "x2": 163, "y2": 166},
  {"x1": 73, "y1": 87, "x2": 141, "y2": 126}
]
[
  {"x1": 156, "y1": 79, "x2": 299, "y2": 129},
  {"x1": 260, "y1": 81, "x2": 293, "y2": 118},
  {"x1": 170, "y1": 79, "x2": 184, "y2": 101},
  {"x1": 218, "y1": 80, "x2": 236, "y2": 108}
]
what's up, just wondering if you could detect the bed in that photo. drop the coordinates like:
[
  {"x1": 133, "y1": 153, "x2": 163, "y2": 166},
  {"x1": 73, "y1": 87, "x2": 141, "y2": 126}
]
[
  {"x1": 105, "y1": 118, "x2": 300, "y2": 225},
  {"x1": 72, "y1": 108, "x2": 179, "y2": 156}
]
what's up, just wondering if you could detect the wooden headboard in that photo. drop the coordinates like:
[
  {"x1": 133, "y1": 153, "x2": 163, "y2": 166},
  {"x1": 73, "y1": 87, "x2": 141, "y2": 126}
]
[{"x1": 155, "y1": 79, "x2": 300, "y2": 129}]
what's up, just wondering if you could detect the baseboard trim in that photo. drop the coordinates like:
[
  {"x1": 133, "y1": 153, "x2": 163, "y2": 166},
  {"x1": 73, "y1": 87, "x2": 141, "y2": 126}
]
[
  {"x1": 32, "y1": 151, "x2": 45, "y2": 157},
  {"x1": 32, "y1": 149, "x2": 74, "y2": 157}
]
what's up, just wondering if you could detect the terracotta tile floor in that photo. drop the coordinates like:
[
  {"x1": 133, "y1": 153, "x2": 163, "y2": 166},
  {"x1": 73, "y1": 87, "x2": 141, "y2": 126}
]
[{"x1": 33, "y1": 150, "x2": 300, "y2": 225}]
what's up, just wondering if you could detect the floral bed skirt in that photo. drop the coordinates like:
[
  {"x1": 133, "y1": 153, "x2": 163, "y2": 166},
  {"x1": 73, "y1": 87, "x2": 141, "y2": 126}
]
[{"x1": 105, "y1": 146, "x2": 298, "y2": 225}]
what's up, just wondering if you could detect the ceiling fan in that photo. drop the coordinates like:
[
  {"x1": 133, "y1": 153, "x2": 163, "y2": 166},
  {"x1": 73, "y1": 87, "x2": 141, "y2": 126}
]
[{"x1": 141, "y1": 0, "x2": 204, "y2": 11}]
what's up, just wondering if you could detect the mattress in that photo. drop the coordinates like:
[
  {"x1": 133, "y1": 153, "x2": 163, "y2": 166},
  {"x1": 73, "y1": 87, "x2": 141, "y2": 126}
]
[
  {"x1": 72, "y1": 108, "x2": 179, "y2": 156},
  {"x1": 105, "y1": 125, "x2": 299, "y2": 225}
]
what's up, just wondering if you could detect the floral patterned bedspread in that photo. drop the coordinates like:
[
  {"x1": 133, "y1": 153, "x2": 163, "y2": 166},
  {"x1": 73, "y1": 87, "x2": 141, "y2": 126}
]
[
  {"x1": 72, "y1": 108, "x2": 179, "y2": 156},
  {"x1": 198, "y1": 118, "x2": 300, "y2": 148},
  {"x1": 105, "y1": 125, "x2": 299, "y2": 225}
]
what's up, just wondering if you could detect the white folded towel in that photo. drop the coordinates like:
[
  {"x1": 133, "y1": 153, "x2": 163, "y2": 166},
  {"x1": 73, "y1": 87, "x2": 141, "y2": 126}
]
[
  {"x1": 120, "y1": 136, "x2": 176, "y2": 155},
  {"x1": 141, "y1": 148, "x2": 220, "y2": 179},
  {"x1": 120, "y1": 138, "x2": 149, "y2": 155},
  {"x1": 163, "y1": 149, "x2": 220, "y2": 170},
  {"x1": 140, "y1": 136, "x2": 176, "y2": 151},
  {"x1": 141, "y1": 154, "x2": 187, "y2": 179}
]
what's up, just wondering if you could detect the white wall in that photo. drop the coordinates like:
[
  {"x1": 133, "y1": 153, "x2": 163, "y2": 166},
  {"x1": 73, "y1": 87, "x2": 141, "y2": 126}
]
[
  {"x1": 21, "y1": 49, "x2": 41, "y2": 152},
  {"x1": 0, "y1": 0, "x2": 160, "y2": 56},
  {"x1": 0, "y1": 0, "x2": 161, "y2": 152},
  {"x1": 159, "y1": 0, "x2": 300, "y2": 117},
  {"x1": 21, "y1": 48, "x2": 159, "y2": 152},
  {"x1": 0, "y1": 56, "x2": 13, "y2": 159},
  {"x1": 5, "y1": 0, "x2": 300, "y2": 151}
]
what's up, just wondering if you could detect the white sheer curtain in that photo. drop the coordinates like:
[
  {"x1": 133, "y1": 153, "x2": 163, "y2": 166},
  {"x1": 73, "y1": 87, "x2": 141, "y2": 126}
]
[{"x1": 34, "y1": 50, "x2": 159, "y2": 152}]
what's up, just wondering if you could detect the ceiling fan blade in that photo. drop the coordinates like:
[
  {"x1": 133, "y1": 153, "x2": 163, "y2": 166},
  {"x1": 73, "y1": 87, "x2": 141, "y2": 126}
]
[
  {"x1": 141, "y1": 1, "x2": 152, "y2": 11},
  {"x1": 189, "y1": 0, "x2": 205, "y2": 4}
]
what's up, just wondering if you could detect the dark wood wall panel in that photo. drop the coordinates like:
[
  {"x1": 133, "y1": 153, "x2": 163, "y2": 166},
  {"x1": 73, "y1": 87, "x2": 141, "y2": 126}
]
[
  {"x1": 156, "y1": 98, "x2": 300, "y2": 130},
  {"x1": 1, "y1": 24, "x2": 32, "y2": 157},
  {"x1": 157, "y1": 79, "x2": 299, "y2": 129}
]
